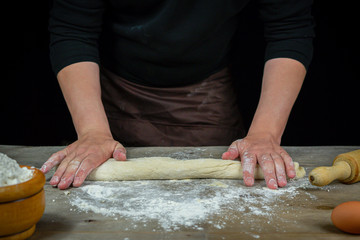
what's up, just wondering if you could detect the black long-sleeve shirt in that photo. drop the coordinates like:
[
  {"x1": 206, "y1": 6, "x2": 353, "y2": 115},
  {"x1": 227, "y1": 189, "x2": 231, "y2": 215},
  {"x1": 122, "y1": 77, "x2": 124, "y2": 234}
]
[{"x1": 49, "y1": 0, "x2": 315, "y2": 87}]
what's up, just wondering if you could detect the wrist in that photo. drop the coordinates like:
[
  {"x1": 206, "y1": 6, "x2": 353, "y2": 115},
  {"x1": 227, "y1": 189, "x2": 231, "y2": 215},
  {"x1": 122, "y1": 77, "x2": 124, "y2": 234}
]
[
  {"x1": 77, "y1": 127, "x2": 113, "y2": 140},
  {"x1": 247, "y1": 117, "x2": 284, "y2": 144},
  {"x1": 75, "y1": 115, "x2": 112, "y2": 138},
  {"x1": 74, "y1": 111, "x2": 112, "y2": 139},
  {"x1": 246, "y1": 130, "x2": 282, "y2": 145},
  {"x1": 248, "y1": 105, "x2": 288, "y2": 145}
]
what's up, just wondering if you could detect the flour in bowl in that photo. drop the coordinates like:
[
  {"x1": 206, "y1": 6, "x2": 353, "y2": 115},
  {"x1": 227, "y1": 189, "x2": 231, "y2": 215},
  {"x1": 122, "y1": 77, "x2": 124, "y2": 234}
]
[{"x1": 0, "y1": 153, "x2": 34, "y2": 187}]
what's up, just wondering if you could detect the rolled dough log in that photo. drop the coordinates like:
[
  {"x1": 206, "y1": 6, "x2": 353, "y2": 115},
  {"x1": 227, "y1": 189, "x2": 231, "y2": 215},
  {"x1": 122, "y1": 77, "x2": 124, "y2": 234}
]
[{"x1": 87, "y1": 157, "x2": 306, "y2": 181}]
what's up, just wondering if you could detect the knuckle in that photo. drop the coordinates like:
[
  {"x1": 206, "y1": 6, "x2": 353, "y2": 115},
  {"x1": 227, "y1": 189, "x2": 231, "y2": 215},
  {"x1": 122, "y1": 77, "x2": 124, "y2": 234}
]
[
  {"x1": 50, "y1": 152, "x2": 59, "y2": 159},
  {"x1": 275, "y1": 165, "x2": 286, "y2": 175},
  {"x1": 280, "y1": 151, "x2": 291, "y2": 159},
  {"x1": 273, "y1": 155, "x2": 284, "y2": 166},
  {"x1": 264, "y1": 167, "x2": 275, "y2": 175},
  {"x1": 261, "y1": 163, "x2": 275, "y2": 176},
  {"x1": 78, "y1": 166, "x2": 94, "y2": 177},
  {"x1": 121, "y1": 146, "x2": 127, "y2": 153},
  {"x1": 274, "y1": 159, "x2": 284, "y2": 169},
  {"x1": 63, "y1": 146, "x2": 72, "y2": 156},
  {"x1": 284, "y1": 155, "x2": 293, "y2": 162},
  {"x1": 68, "y1": 160, "x2": 81, "y2": 170},
  {"x1": 242, "y1": 151, "x2": 256, "y2": 164},
  {"x1": 259, "y1": 154, "x2": 271, "y2": 164},
  {"x1": 235, "y1": 138, "x2": 247, "y2": 150},
  {"x1": 228, "y1": 145, "x2": 238, "y2": 151},
  {"x1": 56, "y1": 160, "x2": 68, "y2": 171},
  {"x1": 288, "y1": 160, "x2": 295, "y2": 167}
]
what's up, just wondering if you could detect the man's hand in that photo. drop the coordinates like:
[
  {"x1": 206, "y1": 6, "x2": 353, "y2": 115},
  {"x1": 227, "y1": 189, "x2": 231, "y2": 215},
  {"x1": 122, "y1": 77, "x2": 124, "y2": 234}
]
[
  {"x1": 40, "y1": 131, "x2": 126, "y2": 190},
  {"x1": 222, "y1": 134, "x2": 296, "y2": 189},
  {"x1": 223, "y1": 58, "x2": 306, "y2": 189},
  {"x1": 40, "y1": 62, "x2": 123, "y2": 190}
]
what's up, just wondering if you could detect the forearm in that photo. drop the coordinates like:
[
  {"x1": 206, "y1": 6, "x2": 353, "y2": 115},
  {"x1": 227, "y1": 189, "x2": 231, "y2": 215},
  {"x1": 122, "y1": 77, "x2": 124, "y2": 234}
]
[
  {"x1": 248, "y1": 58, "x2": 306, "y2": 143},
  {"x1": 57, "y1": 61, "x2": 111, "y2": 138}
]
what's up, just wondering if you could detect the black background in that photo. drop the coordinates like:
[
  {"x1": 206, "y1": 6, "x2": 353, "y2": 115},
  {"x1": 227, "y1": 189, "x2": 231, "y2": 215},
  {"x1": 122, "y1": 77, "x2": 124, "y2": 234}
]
[{"x1": 1, "y1": 1, "x2": 359, "y2": 146}]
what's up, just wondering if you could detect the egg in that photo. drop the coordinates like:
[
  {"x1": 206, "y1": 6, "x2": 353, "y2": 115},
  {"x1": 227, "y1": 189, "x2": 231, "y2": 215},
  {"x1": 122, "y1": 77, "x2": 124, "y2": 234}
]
[{"x1": 331, "y1": 201, "x2": 360, "y2": 234}]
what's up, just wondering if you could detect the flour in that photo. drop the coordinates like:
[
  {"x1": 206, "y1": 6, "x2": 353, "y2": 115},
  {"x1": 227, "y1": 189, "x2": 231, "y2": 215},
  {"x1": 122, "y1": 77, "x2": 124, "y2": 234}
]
[
  {"x1": 69, "y1": 176, "x2": 332, "y2": 232},
  {"x1": 0, "y1": 153, "x2": 34, "y2": 187}
]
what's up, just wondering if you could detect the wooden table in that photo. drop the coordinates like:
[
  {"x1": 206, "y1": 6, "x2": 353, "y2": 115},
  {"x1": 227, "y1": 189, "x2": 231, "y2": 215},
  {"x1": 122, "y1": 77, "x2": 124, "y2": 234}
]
[{"x1": 1, "y1": 145, "x2": 360, "y2": 240}]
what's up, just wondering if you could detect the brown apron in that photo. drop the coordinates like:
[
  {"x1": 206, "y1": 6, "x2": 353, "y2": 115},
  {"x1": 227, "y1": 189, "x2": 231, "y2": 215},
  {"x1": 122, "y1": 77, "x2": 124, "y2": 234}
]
[{"x1": 100, "y1": 67, "x2": 244, "y2": 147}]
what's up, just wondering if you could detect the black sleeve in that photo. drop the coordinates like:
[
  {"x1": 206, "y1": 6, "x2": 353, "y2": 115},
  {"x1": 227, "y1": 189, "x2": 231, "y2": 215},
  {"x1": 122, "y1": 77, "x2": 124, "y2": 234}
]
[
  {"x1": 257, "y1": 0, "x2": 315, "y2": 69},
  {"x1": 48, "y1": 0, "x2": 105, "y2": 75}
]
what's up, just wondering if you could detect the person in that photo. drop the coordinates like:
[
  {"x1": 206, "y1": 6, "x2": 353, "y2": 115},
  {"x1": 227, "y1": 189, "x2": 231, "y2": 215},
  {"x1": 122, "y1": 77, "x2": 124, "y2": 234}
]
[{"x1": 40, "y1": 0, "x2": 315, "y2": 190}]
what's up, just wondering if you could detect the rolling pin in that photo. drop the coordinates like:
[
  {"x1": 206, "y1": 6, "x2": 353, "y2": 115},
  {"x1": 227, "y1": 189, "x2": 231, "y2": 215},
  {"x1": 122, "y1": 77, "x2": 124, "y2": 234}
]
[{"x1": 309, "y1": 149, "x2": 360, "y2": 186}]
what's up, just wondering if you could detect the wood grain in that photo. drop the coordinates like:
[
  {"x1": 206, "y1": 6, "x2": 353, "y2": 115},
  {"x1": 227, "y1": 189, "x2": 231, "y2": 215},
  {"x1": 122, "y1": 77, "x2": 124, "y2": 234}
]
[{"x1": 0, "y1": 145, "x2": 359, "y2": 240}]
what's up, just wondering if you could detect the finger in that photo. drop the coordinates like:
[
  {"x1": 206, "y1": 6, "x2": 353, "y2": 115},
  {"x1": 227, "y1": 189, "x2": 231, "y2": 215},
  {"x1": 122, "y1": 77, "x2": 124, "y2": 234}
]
[
  {"x1": 258, "y1": 154, "x2": 278, "y2": 189},
  {"x1": 49, "y1": 153, "x2": 73, "y2": 186},
  {"x1": 73, "y1": 156, "x2": 99, "y2": 187},
  {"x1": 241, "y1": 151, "x2": 256, "y2": 187},
  {"x1": 222, "y1": 139, "x2": 243, "y2": 160},
  {"x1": 40, "y1": 150, "x2": 67, "y2": 173},
  {"x1": 57, "y1": 157, "x2": 83, "y2": 190},
  {"x1": 271, "y1": 153, "x2": 287, "y2": 188},
  {"x1": 113, "y1": 142, "x2": 127, "y2": 161},
  {"x1": 222, "y1": 145, "x2": 238, "y2": 160},
  {"x1": 280, "y1": 151, "x2": 296, "y2": 178}
]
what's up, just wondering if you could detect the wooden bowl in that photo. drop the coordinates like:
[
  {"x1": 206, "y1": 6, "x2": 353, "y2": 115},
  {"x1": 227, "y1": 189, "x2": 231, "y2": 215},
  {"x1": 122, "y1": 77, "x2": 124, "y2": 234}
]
[{"x1": 0, "y1": 166, "x2": 46, "y2": 240}]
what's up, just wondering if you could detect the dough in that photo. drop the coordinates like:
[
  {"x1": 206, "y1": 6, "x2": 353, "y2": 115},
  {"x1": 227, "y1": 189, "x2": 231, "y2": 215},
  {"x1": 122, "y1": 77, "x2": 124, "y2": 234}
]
[{"x1": 87, "y1": 157, "x2": 306, "y2": 181}]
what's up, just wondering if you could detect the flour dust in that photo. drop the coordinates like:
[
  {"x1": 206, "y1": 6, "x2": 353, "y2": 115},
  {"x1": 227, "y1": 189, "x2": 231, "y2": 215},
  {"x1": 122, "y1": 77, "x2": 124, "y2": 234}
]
[{"x1": 69, "y1": 177, "x2": 332, "y2": 232}]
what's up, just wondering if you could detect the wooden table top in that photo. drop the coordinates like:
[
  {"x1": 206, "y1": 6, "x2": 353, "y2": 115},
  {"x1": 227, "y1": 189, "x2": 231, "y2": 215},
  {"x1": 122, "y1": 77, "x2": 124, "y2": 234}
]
[{"x1": 1, "y1": 145, "x2": 360, "y2": 240}]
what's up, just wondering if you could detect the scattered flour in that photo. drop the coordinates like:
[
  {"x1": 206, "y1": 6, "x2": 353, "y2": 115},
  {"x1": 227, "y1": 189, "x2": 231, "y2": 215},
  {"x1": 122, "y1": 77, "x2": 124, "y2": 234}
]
[
  {"x1": 69, "y1": 177, "x2": 333, "y2": 231},
  {"x1": 0, "y1": 153, "x2": 34, "y2": 187}
]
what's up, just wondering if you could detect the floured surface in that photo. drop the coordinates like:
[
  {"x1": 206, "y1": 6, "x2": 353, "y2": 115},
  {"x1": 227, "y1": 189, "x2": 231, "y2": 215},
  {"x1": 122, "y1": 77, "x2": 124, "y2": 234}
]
[
  {"x1": 3, "y1": 145, "x2": 360, "y2": 239},
  {"x1": 87, "y1": 157, "x2": 306, "y2": 181},
  {"x1": 69, "y1": 178, "x2": 332, "y2": 232}
]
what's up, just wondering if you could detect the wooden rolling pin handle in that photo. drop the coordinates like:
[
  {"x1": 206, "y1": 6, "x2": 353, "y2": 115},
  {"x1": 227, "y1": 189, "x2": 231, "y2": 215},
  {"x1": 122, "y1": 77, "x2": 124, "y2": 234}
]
[{"x1": 309, "y1": 161, "x2": 352, "y2": 186}]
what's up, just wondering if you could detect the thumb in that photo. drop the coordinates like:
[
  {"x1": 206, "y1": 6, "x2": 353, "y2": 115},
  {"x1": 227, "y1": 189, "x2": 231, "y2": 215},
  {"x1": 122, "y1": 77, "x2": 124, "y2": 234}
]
[
  {"x1": 112, "y1": 142, "x2": 127, "y2": 161},
  {"x1": 222, "y1": 140, "x2": 242, "y2": 160}
]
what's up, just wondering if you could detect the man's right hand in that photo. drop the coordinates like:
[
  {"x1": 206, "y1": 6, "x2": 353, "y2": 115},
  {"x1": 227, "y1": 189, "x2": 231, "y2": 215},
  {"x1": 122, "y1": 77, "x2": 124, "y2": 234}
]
[
  {"x1": 40, "y1": 131, "x2": 126, "y2": 190},
  {"x1": 41, "y1": 62, "x2": 123, "y2": 190}
]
